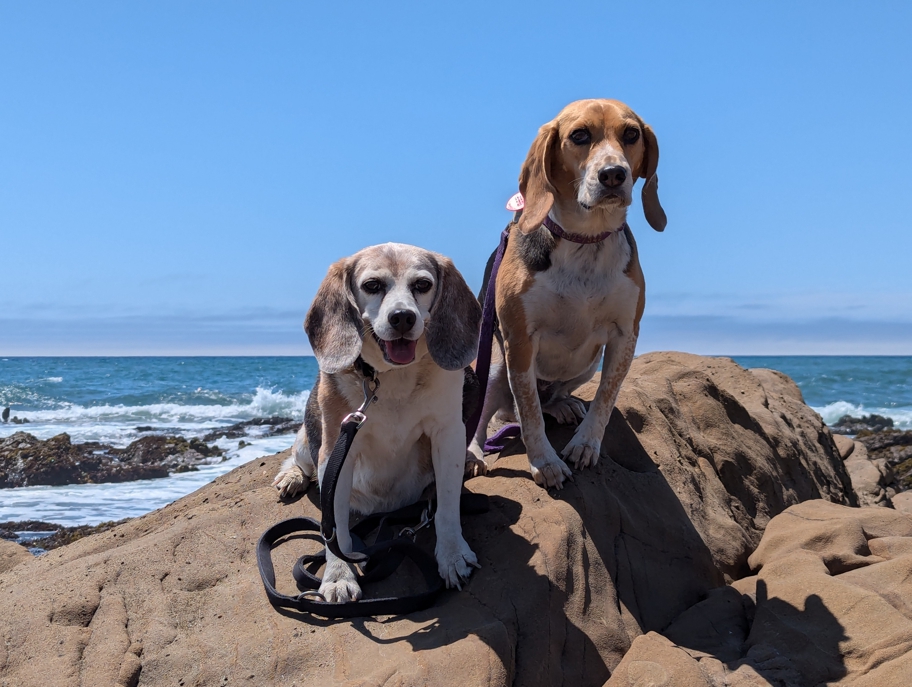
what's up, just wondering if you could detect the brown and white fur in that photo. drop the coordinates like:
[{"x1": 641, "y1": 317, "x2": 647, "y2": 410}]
[
  {"x1": 467, "y1": 99, "x2": 667, "y2": 489},
  {"x1": 273, "y1": 243, "x2": 482, "y2": 602}
]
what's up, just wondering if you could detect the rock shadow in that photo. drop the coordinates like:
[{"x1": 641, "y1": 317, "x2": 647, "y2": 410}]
[{"x1": 665, "y1": 579, "x2": 848, "y2": 685}]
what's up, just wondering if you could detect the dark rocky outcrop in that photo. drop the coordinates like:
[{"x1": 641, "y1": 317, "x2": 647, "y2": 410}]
[
  {"x1": 0, "y1": 432, "x2": 224, "y2": 488},
  {"x1": 0, "y1": 520, "x2": 130, "y2": 552},
  {"x1": 201, "y1": 416, "x2": 298, "y2": 442},
  {"x1": 832, "y1": 413, "x2": 894, "y2": 434},
  {"x1": 0, "y1": 353, "x2": 861, "y2": 686}
]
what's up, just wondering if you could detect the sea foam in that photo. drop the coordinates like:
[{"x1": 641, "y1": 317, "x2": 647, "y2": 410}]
[{"x1": 812, "y1": 401, "x2": 912, "y2": 430}]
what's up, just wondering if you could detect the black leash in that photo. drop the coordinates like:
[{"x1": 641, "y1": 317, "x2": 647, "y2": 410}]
[{"x1": 257, "y1": 357, "x2": 489, "y2": 619}]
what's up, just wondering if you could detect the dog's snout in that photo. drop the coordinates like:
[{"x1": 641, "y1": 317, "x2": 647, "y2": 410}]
[
  {"x1": 598, "y1": 166, "x2": 627, "y2": 189},
  {"x1": 388, "y1": 309, "x2": 417, "y2": 335}
]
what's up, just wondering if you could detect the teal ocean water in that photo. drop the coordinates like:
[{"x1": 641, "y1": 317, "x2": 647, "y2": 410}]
[{"x1": 1, "y1": 355, "x2": 909, "y2": 525}]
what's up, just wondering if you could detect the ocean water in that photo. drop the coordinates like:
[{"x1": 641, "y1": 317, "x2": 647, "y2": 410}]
[
  {"x1": 1, "y1": 357, "x2": 318, "y2": 526},
  {"x1": 1, "y1": 355, "x2": 910, "y2": 527},
  {"x1": 732, "y1": 356, "x2": 912, "y2": 429}
]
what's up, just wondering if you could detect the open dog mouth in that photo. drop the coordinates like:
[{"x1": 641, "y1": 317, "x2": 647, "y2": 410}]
[{"x1": 372, "y1": 333, "x2": 418, "y2": 365}]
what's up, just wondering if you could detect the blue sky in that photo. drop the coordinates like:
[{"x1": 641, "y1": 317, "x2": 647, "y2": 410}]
[{"x1": 1, "y1": 1, "x2": 910, "y2": 355}]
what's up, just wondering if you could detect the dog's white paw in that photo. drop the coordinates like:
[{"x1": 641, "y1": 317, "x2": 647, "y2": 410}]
[
  {"x1": 562, "y1": 432, "x2": 601, "y2": 469},
  {"x1": 529, "y1": 446, "x2": 572, "y2": 489},
  {"x1": 436, "y1": 536, "x2": 480, "y2": 590},
  {"x1": 465, "y1": 450, "x2": 489, "y2": 478},
  {"x1": 319, "y1": 560, "x2": 362, "y2": 603},
  {"x1": 272, "y1": 464, "x2": 307, "y2": 498},
  {"x1": 542, "y1": 396, "x2": 587, "y2": 425}
]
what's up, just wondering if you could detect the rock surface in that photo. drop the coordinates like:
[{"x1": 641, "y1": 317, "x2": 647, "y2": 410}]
[
  {"x1": 0, "y1": 540, "x2": 31, "y2": 575},
  {"x1": 843, "y1": 440, "x2": 896, "y2": 507},
  {"x1": 832, "y1": 413, "x2": 894, "y2": 434},
  {"x1": 0, "y1": 353, "x2": 856, "y2": 686},
  {"x1": 856, "y1": 429, "x2": 912, "y2": 491},
  {"x1": 604, "y1": 500, "x2": 912, "y2": 686},
  {"x1": 0, "y1": 432, "x2": 224, "y2": 488}
]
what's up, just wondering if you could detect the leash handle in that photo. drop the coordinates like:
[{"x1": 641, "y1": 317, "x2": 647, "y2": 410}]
[
  {"x1": 465, "y1": 226, "x2": 511, "y2": 445},
  {"x1": 256, "y1": 517, "x2": 445, "y2": 619}
]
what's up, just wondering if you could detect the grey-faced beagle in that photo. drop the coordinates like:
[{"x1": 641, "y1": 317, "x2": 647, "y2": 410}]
[
  {"x1": 273, "y1": 243, "x2": 482, "y2": 602},
  {"x1": 468, "y1": 99, "x2": 667, "y2": 489}
]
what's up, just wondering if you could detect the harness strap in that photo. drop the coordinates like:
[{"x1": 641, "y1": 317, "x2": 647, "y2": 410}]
[{"x1": 465, "y1": 226, "x2": 511, "y2": 444}]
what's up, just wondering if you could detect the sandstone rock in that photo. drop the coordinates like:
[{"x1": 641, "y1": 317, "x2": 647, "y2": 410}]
[
  {"x1": 844, "y1": 441, "x2": 894, "y2": 508},
  {"x1": 892, "y1": 491, "x2": 912, "y2": 515},
  {"x1": 856, "y1": 429, "x2": 912, "y2": 491},
  {"x1": 0, "y1": 353, "x2": 854, "y2": 686},
  {"x1": 833, "y1": 433, "x2": 855, "y2": 459},
  {"x1": 605, "y1": 500, "x2": 912, "y2": 686},
  {"x1": 0, "y1": 540, "x2": 31, "y2": 575}
]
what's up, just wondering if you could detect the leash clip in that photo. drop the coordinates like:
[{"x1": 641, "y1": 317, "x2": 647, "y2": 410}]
[
  {"x1": 399, "y1": 500, "x2": 434, "y2": 540},
  {"x1": 357, "y1": 374, "x2": 380, "y2": 414}
]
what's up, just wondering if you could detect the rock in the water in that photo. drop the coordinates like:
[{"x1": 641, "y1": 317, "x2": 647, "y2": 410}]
[
  {"x1": 201, "y1": 416, "x2": 298, "y2": 442},
  {"x1": 832, "y1": 413, "x2": 894, "y2": 434},
  {"x1": 0, "y1": 520, "x2": 131, "y2": 553},
  {"x1": 0, "y1": 353, "x2": 856, "y2": 686},
  {"x1": 0, "y1": 432, "x2": 223, "y2": 488}
]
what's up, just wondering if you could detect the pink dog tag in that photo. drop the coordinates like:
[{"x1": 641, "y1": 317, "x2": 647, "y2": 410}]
[{"x1": 506, "y1": 192, "x2": 525, "y2": 211}]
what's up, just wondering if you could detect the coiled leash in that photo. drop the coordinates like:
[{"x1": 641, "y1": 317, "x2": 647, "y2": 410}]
[{"x1": 257, "y1": 361, "x2": 489, "y2": 619}]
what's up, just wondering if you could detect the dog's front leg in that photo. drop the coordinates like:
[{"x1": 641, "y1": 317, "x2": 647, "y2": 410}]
[
  {"x1": 562, "y1": 330, "x2": 637, "y2": 469},
  {"x1": 433, "y1": 423, "x2": 480, "y2": 588},
  {"x1": 505, "y1": 337, "x2": 573, "y2": 489},
  {"x1": 316, "y1": 447, "x2": 362, "y2": 603}
]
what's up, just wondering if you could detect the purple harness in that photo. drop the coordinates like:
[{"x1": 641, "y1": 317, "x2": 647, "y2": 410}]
[{"x1": 465, "y1": 215, "x2": 625, "y2": 453}]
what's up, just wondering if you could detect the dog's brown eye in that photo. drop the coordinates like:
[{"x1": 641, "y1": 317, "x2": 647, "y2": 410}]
[
  {"x1": 569, "y1": 128, "x2": 591, "y2": 145},
  {"x1": 622, "y1": 127, "x2": 640, "y2": 144},
  {"x1": 361, "y1": 279, "x2": 383, "y2": 294},
  {"x1": 413, "y1": 279, "x2": 433, "y2": 293}
]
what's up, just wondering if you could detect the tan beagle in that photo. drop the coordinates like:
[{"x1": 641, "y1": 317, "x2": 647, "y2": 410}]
[
  {"x1": 273, "y1": 243, "x2": 482, "y2": 602},
  {"x1": 468, "y1": 99, "x2": 666, "y2": 489}
]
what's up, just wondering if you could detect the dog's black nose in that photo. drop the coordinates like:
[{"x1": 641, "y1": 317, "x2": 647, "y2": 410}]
[
  {"x1": 388, "y1": 309, "x2": 417, "y2": 335},
  {"x1": 598, "y1": 166, "x2": 627, "y2": 188}
]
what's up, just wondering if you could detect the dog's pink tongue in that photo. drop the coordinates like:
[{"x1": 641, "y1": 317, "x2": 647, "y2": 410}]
[{"x1": 385, "y1": 338, "x2": 417, "y2": 364}]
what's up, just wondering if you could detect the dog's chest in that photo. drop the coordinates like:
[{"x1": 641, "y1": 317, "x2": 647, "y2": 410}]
[
  {"x1": 519, "y1": 234, "x2": 640, "y2": 380},
  {"x1": 523, "y1": 234, "x2": 638, "y2": 333}
]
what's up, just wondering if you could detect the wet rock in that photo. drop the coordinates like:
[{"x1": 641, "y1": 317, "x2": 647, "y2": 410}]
[
  {"x1": 201, "y1": 416, "x2": 298, "y2": 442},
  {"x1": 0, "y1": 519, "x2": 130, "y2": 553},
  {"x1": 832, "y1": 413, "x2": 894, "y2": 434},
  {"x1": 0, "y1": 432, "x2": 223, "y2": 489}
]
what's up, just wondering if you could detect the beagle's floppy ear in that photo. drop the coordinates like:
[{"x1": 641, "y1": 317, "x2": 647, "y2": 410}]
[
  {"x1": 516, "y1": 121, "x2": 559, "y2": 234},
  {"x1": 425, "y1": 255, "x2": 482, "y2": 370},
  {"x1": 638, "y1": 122, "x2": 667, "y2": 232},
  {"x1": 304, "y1": 259, "x2": 363, "y2": 374}
]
